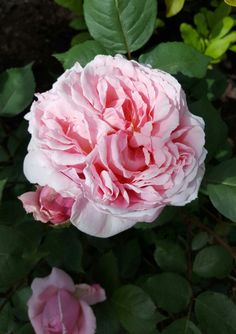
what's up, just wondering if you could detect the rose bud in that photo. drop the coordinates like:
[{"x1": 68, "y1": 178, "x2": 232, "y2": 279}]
[
  {"x1": 19, "y1": 186, "x2": 75, "y2": 224},
  {"x1": 28, "y1": 267, "x2": 106, "y2": 334}
]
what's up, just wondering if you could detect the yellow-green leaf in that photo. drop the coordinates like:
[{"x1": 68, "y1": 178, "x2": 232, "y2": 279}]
[
  {"x1": 165, "y1": 0, "x2": 186, "y2": 17},
  {"x1": 224, "y1": 0, "x2": 236, "y2": 7}
]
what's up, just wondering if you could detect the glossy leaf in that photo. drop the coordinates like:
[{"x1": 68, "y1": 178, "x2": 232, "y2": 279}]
[
  {"x1": 207, "y1": 158, "x2": 236, "y2": 222},
  {"x1": 225, "y1": 0, "x2": 236, "y2": 6},
  {"x1": 0, "y1": 64, "x2": 35, "y2": 117},
  {"x1": 12, "y1": 287, "x2": 31, "y2": 321},
  {"x1": 139, "y1": 42, "x2": 210, "y2": 78},
  {"x1": 190, "y1": 98, "x2": 228, "y2": 159},
  {"x1": 154, "y1": 240, "x2": 187, "y2": 273},
  {"x1": 0, "y1": 303, "x2": 17, "y2": 333},
  {"x1": 145, "y1": 273, "x2": 192, "y2": 313},
  {"x1": 180, "y1": 23, "x2": 204, "y2": 52},
  {"x1": 194, "y1": 13, "x2": 209, "y2": 37},
  {"x1": 165, "y1": 0, "x2": 186, "y2": 17},
  {"x1": 195, "y1": 291, "x2": 236, "y2": 334},
  {"x1": 69, "y1": 17, "x2": 87, "y2": 30},
  {"x1": 84, "y1": 0, "x2": 157, "y2": 53},
  {"x1": 205, "y1": 32, "x2": 236, "y2": 60},
  {"x1": 135, "y1": 207, "x2": 178, "y2": 229},
  {"x1": 162, "y1": 319, "x2": 202, "y2": 334},
  {"x1": 0, "y1": 225, "x2": 37, "y2": 288},
  {"x1": 112, "y1": 285, "x2": 156, "y2": 333},
  {"x1": 191, "y1": 232, "x2": 209, "y2": 251},
  {"x1": 71, "y1": 32, "x2": 92, "y2": 46},
  {"x1": 54, "y1": 40, "x2": 108, "y2": 69},
  {"x1": 193, "y1": 245, "x2": 233, "y2": 278}
]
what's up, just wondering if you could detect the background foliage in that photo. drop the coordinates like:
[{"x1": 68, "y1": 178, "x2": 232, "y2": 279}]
[{"x1": 0, "y1": 0, "x2": 236, "y2": 333}]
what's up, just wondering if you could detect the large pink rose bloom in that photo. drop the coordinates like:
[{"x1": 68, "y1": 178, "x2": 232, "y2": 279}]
[
  {"x1": 28, "y1": 267, "x2": 106, "y2": 334},
  {"x1": 24, "y1": 55, "x2": 206, "y2": 237},
  {"x1": 18, "y1": 186, "x2": 75, "y2": 224}
]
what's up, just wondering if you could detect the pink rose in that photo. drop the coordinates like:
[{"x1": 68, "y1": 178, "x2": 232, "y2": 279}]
[
  {"x1": 18, "y1": 186, "x2": 75, "y2": 224},
  {"x1": 28, "y1": 267, "x2": 106, "y2": 334},
  {"x1": 23, "y1": 55, "x2": 206, "y2": 237}
]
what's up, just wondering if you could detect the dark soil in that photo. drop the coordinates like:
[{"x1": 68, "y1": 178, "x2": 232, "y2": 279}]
[{"x1": 0, "y1": 0, "x2": 74, "y2": 91}]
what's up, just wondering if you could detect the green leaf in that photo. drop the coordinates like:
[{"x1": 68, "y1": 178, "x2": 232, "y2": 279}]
[
  {"x1": 195, "y1": 291, "x2": 236, "y2": 334},
  {"x1": 162, "y1": 319, "x2": 202, "y2": 334},
  {"x1": 193, "y1": 245, "x2": 233, "y2": 278},
  {"x1": 180, "y1": 23, "x2": 204, "y2": 52},
  {"x1": 139, "y1": 42, "x2": 210, "y2": 78},
  {"x1": 83, "y1": 0, "x2": 157, "y2": 54},
  {"x1": 112, "y1": 285, "x2": 156, "y2": 334},
  {"x1": 145, "y1": 273, "x2": 192, "y2": 313},
  {"x1": 190, "y1": 98, "x2": 228, "y2": 160},
  {"x1": 0, "y1": 179, "x2": 7, "y2": 202},
  {"x1": 54, "y1": 40, "x2": 108, "y2": 69},
  {"x1": 194, "y1": 13, "x2": 209, "y2": 37},
  {"x1": 0, "y1": 225, "x2": 36, "y2": 288},
  {"x1": 0, "y1": 64, "x2": 35, "y2": 117},
  {"x1": 165, "y1": 0, "x2": 186, "y2": 17},
  {"x1": 208, "y1": 184, "x2": 236, "y2": 222},
  {"x1": 229, "y1": 44, "x2": 236, "y2": 52},
  {"x1": 185, "y1": 69, "x2": 227, "y2": 102},
  {"x1": 206, "y1": 68, "x2": 227, "y2": 101},
  {"x1": 206, "y1": 32, "x2": 236, "y2": 60},
  {"x1": 0, "y1": 146, "x2": 9, "y2": 163},
  {"x1": 93, "y1": 251, "x2": 120, "y2": 295},
  {"x1": 71, "y1": 32, "x2": 92, "y2": 46},
  {"x1": 154, "y1": 240, "x2": 187, "y2": 273},
  {"x1": 207, "y1": 158, "x2": 236, "y2": 222},
  {"x1": 94, "y1": 301, "x2": 120, "y2": 334},
  {"x1": 116, "y1": 239, "x2": 141, "y2": 279},
  {"x1": 207, "y1": 158, "x2": 236, "y2": 186},
  {"x1": 205, "y1": 3, "x2": 231, "y2": 30},
  {"x1": 210, "y1": 16, "x2": 234, "y2": 40},
  {"x1": 69, "y1": 17, "x2": 87, "y2": 30},
  {"x1": 224, "y1": 0, "x2": 236, "y2": 6},
  {"x1": 191, "y1": 232, "x2": 209, "y2": 251},
  {"x1": 0, "y1": 303, "x2": 17, "y2": 333},
  {"x1": 54, "y1": 0, "x2": 83, "y2": 14},
  {"x1": 42, "y1": 227, "x2": 83, "y2": 273},
  {"x1": 17, "y1": 324, "x2": 34, "y2": 334},
  {"x1": 12, "y1": 287, "x2": 31, "y2": 321},
  {"x1": 135, "y1": 207, "x2": 178, "y2": 229},
  {"x1": 15, "y1": 221, "x2": 46, "y2": 254}
]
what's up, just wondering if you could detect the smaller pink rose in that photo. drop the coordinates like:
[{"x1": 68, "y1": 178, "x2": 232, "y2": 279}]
[
  {"x1": 28, "y1": 267, "x2": 106, "y2": 334},
  {"x1": 18, "y1": 186, "x2": 75, "y2": 224}
]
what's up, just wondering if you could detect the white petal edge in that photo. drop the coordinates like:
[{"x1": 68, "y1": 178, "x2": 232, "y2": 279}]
[{"x1": 71, "y1": 198, "x2": 137, "y2": 238}]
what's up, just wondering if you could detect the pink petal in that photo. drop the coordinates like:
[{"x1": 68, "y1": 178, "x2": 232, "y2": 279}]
[
  {"x1": 71, "y1": 197, "x2": 136, "y2": 238},
  {"x1": 77, "y1": 301, "x2": 96, "y2": 334},
  {"x1": 28, "y1": 268, "x2": 75, "y2": 320}
]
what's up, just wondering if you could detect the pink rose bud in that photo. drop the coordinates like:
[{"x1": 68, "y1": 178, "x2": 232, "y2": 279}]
[
  {"x1": 23, "y1": 55, "x2": 207, "y2": 237},
  {"x1": 28, "y1": 267, "x2": 106, "y2": 334},
  {"x1": 18, "y1": 186, "x2": 75, "y2": 224}
]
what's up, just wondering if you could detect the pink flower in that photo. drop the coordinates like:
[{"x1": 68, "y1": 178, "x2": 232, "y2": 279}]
[
  {"x1": 28, "y1": 267, "x2": 106, "y2": 334},
  {"x1": 23, "y1": 55, "x2": 206, "y2": 237},
  {"x1": 18, "y1": 186, "x2": 75, "y2": 224}
]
